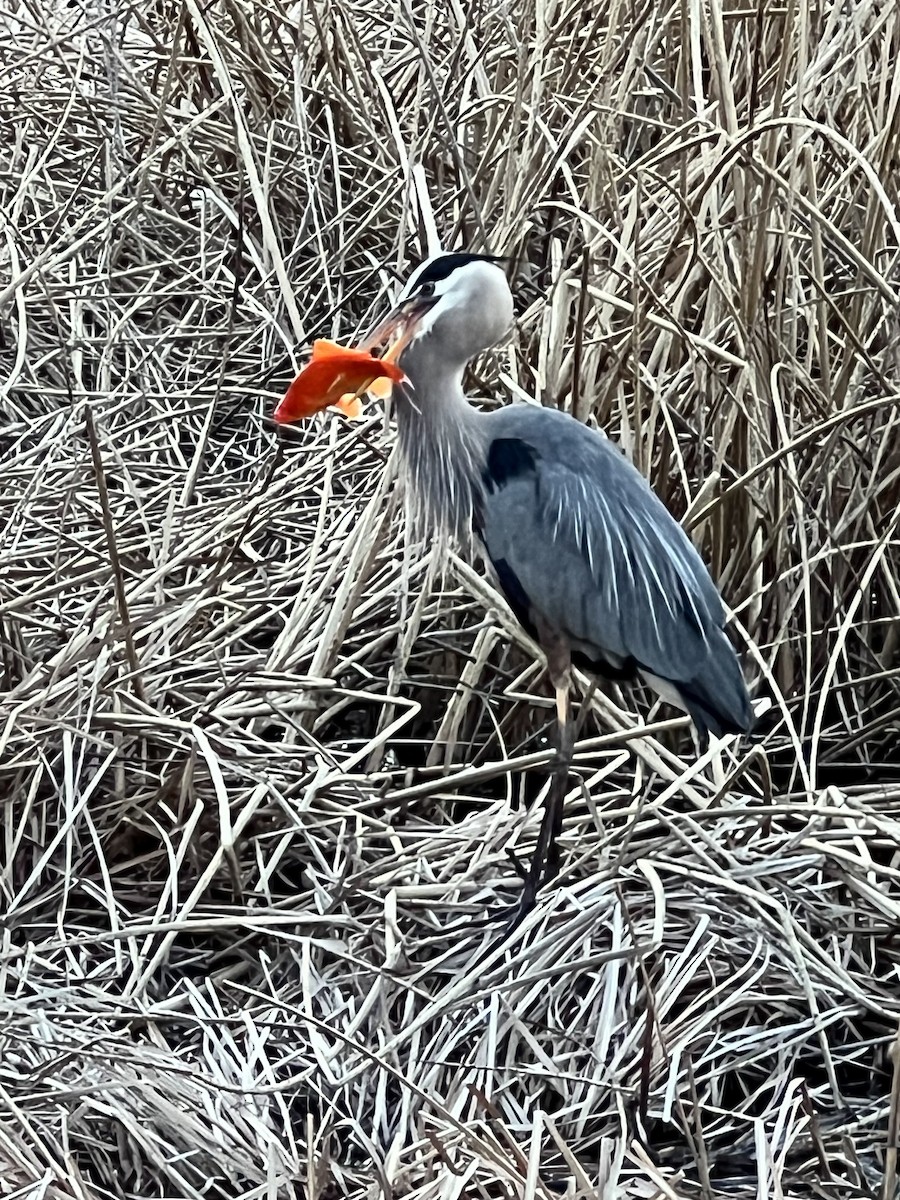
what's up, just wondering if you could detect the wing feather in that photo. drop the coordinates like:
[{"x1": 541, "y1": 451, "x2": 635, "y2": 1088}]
[{"x1": 478, "y1": 406, "x2": 727, "y2": 686}]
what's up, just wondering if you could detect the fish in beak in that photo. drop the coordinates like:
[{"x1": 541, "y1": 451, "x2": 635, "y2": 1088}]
[
  {"x1": 274, "y1": 286, "x2": 438, "y2": 425},
  {"x1": 274, "y1": 339, "x2": 406, "y2": 424}
]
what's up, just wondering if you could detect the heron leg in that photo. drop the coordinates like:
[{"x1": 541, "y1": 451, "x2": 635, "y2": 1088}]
[
  {"x1": 507, "y1": 637, "x2": 573, "y2": 927},
  {"x1": 523, "y1": 684, "x2": 572, "y2": 890}
]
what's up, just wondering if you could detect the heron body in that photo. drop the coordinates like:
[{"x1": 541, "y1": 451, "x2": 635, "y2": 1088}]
[
  {"x1": 476, "y1": 403, "x2": 751, "y2": 745},
  {"x1": 361, "y1": 252, "x2": 753, "y2": 914},
  {"x1": 380, "y1": 255, "x2": 751, "y2": 739}
]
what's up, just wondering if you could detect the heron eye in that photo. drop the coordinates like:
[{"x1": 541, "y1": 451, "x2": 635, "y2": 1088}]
[{"x1": 418, "y1": 281, "x2": 436, "y2": 299}]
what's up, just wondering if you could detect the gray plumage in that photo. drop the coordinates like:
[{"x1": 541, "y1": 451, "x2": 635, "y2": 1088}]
[
  {"x1": 477, "y1": 404, "x2": 752, "y2": 743},
  {"x1": 372, "y1": 253, "x2": 753, "y2": 749}
]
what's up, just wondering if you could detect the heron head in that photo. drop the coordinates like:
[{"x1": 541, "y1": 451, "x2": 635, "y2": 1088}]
[{"x1": 364, "y1": 253, "x2": 514, "y2": 368}]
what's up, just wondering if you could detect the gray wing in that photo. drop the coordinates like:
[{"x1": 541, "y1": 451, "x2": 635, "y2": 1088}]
[{"x1": 477, "y1": 405, "x2": 751, "y2": 735}]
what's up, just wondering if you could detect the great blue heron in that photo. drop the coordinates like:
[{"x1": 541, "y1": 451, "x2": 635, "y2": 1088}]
[{"x1": 358, "y1": 252, "x2": 752, "y2": 915}]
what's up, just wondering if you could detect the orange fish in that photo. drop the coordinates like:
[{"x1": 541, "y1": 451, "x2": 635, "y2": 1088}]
[{"x1": 274, "y1": 340, "x2": 406, "y2": 423}]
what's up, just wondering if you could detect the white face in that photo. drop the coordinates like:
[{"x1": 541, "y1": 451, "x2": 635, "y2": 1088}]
[{"x1": 399, "y1": 256, "x2": 515, "y2": 366}]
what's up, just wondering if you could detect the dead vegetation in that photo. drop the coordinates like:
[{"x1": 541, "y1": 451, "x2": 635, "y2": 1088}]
[{"x1": 1, "y1": 0, "x2": 900, "y2": 1197}]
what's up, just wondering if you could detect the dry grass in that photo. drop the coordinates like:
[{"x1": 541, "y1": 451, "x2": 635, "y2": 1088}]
[{"x1": 1, "y1": 0, "x2": 900, "y2": 1196}]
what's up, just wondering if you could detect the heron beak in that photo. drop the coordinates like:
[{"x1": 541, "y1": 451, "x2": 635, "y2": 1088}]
[{"x1": 358, "y1": 294, "x2": 436, "y2": 357}]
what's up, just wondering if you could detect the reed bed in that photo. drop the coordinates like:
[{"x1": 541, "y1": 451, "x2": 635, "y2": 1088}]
[{"x1": 1, "y1": 0, "x2": 899, "y2": 1197}]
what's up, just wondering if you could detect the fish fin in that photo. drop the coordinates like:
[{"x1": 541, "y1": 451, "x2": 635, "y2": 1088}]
[
  {"x1": 311, "y1": 339, "x2": 346, "y2": 359},
  {"x1": 366, "y1": 376, "x2": 394, "y2": 400},
  {"x1": 335, "y1": 393, "x2": 364, "y2": 419}
]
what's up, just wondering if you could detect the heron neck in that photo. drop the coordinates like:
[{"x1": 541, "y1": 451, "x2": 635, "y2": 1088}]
[{"x1": 393, "y1": 346, "x2": 484, "y2": 543}]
